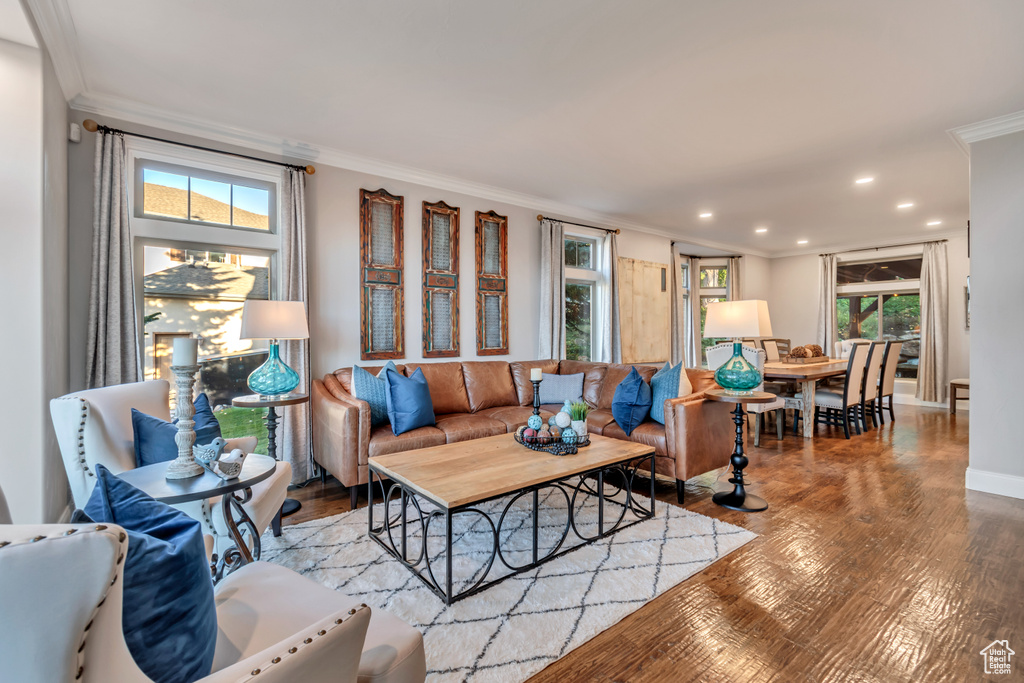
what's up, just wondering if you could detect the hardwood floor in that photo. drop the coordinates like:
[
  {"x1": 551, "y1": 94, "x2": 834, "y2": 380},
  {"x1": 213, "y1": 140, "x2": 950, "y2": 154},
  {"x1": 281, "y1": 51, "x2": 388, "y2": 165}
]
[{"x1": 287, "y1": 406, "x2": 1023, "y2": 682}]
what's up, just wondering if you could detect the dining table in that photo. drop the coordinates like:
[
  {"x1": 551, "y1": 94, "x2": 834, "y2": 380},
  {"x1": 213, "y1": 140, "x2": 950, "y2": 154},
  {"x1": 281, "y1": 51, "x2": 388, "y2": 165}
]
[{"x1": 762, "y1": 359, "x2": 851, "y2": 438}]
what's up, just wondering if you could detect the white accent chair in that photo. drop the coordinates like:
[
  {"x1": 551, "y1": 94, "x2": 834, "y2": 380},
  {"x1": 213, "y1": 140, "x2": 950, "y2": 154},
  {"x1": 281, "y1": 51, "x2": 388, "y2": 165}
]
[
  {"x1": 707, "y1": 343, "x2": 787, "y2": 447},
  {"x1": 834, "y1": 338, "x2": 873, "y2": 359},
  {"x1": 49, "y1": 380, "x2": 291, "y2": 554}
]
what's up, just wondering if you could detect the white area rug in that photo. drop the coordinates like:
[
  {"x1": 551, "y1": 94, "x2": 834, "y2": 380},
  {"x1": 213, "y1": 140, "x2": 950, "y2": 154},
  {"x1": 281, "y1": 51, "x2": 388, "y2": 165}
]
[{"x1": 262, "y1": 488, "x2": 755, "y2": 683}]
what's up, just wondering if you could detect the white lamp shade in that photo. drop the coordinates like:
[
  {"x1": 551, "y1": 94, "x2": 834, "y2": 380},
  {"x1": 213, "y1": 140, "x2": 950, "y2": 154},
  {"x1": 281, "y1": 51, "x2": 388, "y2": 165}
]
[
  {"x1": 239, "y1": 300, "x2": 309, "y2": 340},
  {"x1": 703, "y1": 299, "x2": 773, "y2": 339}
]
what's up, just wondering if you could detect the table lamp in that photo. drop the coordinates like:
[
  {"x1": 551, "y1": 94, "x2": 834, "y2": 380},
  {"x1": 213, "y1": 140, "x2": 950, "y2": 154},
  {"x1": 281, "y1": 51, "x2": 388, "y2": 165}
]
[
  {"x1": 703, "y1": 300, "x2": 773, "y2": 395},
  {"x1": 240, "y1": 300, "x2": 309, "y2": 397}
]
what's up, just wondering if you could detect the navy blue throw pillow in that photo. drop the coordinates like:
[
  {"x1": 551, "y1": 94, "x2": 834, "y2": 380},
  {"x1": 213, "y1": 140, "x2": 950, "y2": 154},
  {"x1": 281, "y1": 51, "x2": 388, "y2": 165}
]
[
  {"x1": 132, "y1": 393, "x2": 222, "y2": 467},
  {"x1": 384, "y1": 367, "x2": 436, "y2": 436},
  {"x1": 611, "y1": 367, "x2": 653, "y2": 436},
  {"x1": 73, "y1": 464, "x2": 216, "y2": 683}
]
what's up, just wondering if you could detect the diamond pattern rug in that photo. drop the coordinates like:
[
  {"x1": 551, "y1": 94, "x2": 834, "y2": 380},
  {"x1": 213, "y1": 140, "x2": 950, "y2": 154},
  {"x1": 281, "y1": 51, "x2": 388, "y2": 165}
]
[{"x1": 261, "y1": 489, "x2": 755, "y2": 683}]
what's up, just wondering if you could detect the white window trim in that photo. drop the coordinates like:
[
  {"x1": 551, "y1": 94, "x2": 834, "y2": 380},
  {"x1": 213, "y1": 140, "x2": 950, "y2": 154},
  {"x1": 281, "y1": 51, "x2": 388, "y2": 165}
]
[
  {"x1": 565, "y1": 227, "x2": 608, "y2": 362},
  {"x1": 127, "y1": 138, "x2": 284, "y2": 365}
]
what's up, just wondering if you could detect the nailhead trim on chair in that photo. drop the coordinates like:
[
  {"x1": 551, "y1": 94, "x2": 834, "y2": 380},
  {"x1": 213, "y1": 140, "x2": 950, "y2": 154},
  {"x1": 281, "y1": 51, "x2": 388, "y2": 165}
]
[
  {"x1": 54, "y1": 397, "x2": 97, "y2": 479},
  {"x1": 238, "y1": 604, "x2": 370, "y2": 680},
  {"x1": 1, "y1": 524, "x2": 127, "y2": 681}
]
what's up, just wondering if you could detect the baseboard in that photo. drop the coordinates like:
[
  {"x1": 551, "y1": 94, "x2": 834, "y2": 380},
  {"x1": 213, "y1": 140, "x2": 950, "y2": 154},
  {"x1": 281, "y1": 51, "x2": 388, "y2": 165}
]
[
  {"x1": 965, "y1": 468, "x2": 1024, "y2": 500},
  {"x1": 892, "y1": 393, "x2": 960, "y2": 410}
]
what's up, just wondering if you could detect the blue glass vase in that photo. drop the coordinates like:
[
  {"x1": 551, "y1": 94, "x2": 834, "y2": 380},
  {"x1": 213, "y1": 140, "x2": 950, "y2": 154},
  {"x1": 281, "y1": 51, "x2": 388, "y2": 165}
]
[
  {"x1": 247, "y1": 342, "x2": 300, "y2": 397},
  {"x1": 714, "y1": 342, "x2": 761, "y2": 396}
]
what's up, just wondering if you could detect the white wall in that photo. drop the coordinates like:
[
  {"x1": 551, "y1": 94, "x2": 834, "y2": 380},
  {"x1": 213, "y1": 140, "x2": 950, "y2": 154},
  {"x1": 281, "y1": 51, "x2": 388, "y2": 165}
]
[
  {"x1": 0, "y1": 37, "x2": 68, "y2": 523},
  {"x1": 965, "y1": 129, "x2": 1024, "y2": 499}
]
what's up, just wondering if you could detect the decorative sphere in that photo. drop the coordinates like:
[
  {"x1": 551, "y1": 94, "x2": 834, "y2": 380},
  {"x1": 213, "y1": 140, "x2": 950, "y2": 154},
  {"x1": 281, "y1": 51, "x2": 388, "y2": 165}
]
[
  {"x1": 515, "y1": 426, "x2": 526, "y2": 438},
  {"x1": 554, "y1": 411, "x2": 572, "y2": 429},
  {"x1": 548, "y1": 415, "x2": 558, "y2": 426},
  {"x1": 538, "y1": 428, "x2": 552, "y2": 444},
  {"x1": 561, "y1": 428, "x2": 578, "y2": 444},
  {"x1": 524, "y1": 428, "x2": 537, "y2": 438},
  {"x1": 527, "y1": 415, "x2": 543, "y2": 431},
  {"x1": 550, "y1": 426, "x2": 562, "y2": 439}
]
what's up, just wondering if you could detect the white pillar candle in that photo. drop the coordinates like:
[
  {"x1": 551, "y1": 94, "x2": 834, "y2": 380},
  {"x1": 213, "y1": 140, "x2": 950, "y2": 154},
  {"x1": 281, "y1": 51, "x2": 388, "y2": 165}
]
[
  {"x1": 530, "y1": 368, "x2": 543, "y2": 382},
  {"x1": 172, "y1": 337, "x2": 198, "y2": 366}
]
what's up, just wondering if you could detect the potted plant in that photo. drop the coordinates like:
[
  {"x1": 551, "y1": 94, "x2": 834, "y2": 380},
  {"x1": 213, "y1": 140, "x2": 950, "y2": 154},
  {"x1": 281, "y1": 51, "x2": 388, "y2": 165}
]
[{"x1": 568, "y1": 401, "x2": 590, "y2": 437}]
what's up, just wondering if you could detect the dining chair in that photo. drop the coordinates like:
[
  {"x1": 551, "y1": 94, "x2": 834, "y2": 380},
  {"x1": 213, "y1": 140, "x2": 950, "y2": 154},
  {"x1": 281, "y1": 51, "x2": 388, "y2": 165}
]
[
  {"x1": 761, "y1": 339, "x2": 781, "y2": 362},
  {"x1": 858, "y1": 342, "x2": 885, "y2": 431},
  {"x1": 707, "y1": 343, "x2": 786, "y2": 446},
  {"x1": 874, "y1": 341, "x2": 904, "y2": 425},
  {"x1": 798, "y1": 342, "x2": 870, "y2": 439},
  {"x1": 834, "y1": 338, "x2": 873, "y2": 359}
]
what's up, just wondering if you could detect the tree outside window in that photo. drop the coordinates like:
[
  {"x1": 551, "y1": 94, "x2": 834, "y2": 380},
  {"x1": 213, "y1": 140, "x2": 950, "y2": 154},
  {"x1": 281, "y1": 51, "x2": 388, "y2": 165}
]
[{"x1": 565, "y1": 281, "x2": 593, "y2": 361}]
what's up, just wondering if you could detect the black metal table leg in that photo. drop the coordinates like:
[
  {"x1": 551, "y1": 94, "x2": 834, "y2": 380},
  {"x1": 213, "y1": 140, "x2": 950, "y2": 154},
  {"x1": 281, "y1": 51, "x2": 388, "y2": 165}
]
[
  {"x1": 712, "y1": 403, "x2": 768, "y2": 512},
  {"x1": 265, "y1": 405, "x2": 301, "y2": 517}
]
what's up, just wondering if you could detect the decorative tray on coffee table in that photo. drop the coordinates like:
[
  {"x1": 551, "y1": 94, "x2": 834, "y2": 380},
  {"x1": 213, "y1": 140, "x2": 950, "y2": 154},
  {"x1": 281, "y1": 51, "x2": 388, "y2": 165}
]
[{"x1": 514, "y1": 431, "x2": 591, "y2": 456}]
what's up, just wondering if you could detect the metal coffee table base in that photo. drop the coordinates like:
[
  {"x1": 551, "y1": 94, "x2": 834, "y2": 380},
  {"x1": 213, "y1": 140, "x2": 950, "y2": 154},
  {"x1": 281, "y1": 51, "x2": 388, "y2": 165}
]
[{"x1": 367, "y1": 453, "x2": 656, "y2": 605}]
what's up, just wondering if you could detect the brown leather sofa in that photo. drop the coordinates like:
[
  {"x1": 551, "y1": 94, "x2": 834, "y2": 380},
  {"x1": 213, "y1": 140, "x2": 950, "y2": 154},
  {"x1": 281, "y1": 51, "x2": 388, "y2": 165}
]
[{"x1": 311, "y1": 359, "x2": 733, "y2": 508}]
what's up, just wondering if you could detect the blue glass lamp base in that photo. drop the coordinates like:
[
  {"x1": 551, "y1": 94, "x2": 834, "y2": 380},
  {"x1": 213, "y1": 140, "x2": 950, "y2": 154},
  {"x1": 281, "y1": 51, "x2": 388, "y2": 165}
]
[
  {"x1": 714, "y1": 342, "x2": 762, "y2": 396},
  {"x1": 247, "y1": 341, "x2": 300, "y2": 397}
]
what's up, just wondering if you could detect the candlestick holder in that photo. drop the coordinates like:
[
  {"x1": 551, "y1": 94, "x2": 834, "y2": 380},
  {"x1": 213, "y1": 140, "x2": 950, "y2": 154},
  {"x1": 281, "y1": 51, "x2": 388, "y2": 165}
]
[
  {"x1": 532, "y1": 379, "x2": 542, "y2": 416},
  {"x1": 166, "y1": 364, "x2": 205, "y2": 480}
]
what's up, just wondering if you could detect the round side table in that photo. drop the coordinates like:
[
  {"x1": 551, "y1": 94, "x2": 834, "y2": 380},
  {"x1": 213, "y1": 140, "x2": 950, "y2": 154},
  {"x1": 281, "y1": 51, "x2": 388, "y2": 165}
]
[
  {"x1": 118, "y1": 453, "x2": 276, "y2": 581},
  {"x1": 232, "y1": 393, "x2": 309, "y2": 518},
  {"x1": 704, "y1": 389, "x2": 776, "y2": 512}
]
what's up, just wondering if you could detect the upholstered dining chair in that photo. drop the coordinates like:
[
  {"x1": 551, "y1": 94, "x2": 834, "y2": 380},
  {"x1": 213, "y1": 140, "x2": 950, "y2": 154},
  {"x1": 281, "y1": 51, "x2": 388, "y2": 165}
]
[
  {"x1": 874, "y1": 341, "x2": 904, "y2": 425},
  {"x1": 707, "y1": 343, "x2": 787, "y2": 447},
  {"x1": 800, "y1": 342, "x2": 871, "y2": 439},
  {"x1": 760, "y1": 339, "x2": 781, "y2": 362},
  {"x1": 49, "y1": 380, "x2": 291, "y2": 554},
  {"x1": 0, "y1": 517, "x2": 427, "y2": 682},
  {"x1": 857, "y1": 342, "x2": 885, "y2": 431},
  {"x1": 834, "y1": 338, "x2": 873, "y2": 359}
]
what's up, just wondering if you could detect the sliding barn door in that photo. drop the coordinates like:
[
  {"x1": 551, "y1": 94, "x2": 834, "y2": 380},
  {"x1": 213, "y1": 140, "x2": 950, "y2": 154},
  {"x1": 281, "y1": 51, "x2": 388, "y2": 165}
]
[{"x1": 618, "y1": 257, "x2": 670, "y2": 363}]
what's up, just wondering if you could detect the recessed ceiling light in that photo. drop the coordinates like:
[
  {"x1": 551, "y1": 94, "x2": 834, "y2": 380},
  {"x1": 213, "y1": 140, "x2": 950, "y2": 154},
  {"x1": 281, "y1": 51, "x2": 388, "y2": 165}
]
[
  {"x1": 797, "y1": 240, "x2": 809, "y2": 245},
  {"x1": 755, "y1": 227, "x2": 768, "y2": 233},
  {"x1": 855, "y1": 177, "x2": 874, "y2": 184},
  {"x1": 897, "y1": 202, "x2": 914, "y2": 209},
  {"x1": 699, "y1": 212, "x2": 713, "y2": 218},
  {"x1": 927, "y1": 220, "x2": 942, "y2": 226}
]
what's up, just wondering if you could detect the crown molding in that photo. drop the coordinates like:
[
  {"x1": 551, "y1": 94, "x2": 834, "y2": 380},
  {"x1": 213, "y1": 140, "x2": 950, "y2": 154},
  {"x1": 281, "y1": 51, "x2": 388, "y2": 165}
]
[
  {"x1": 23, "y1": 0, "x2": 86, "y2": 100},
  {"x1": 769, "y1": 226, "x2": 968, "y2": 259},
  {"x1": 69, "y1": 92, "x2": 772, "y2": 258},
  {"x1": 949, "y1": 110, "x2": 1024, "y2": 156}
]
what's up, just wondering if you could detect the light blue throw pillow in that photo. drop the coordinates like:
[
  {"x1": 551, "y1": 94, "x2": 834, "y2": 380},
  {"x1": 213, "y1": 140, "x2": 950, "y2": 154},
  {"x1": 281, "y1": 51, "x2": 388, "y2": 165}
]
[
  {"x1": 131, "y1": 393, "x2": 222, "y2": 468},
  {"x1": 649, "y1": 362, "x2": 693, "y2": 424},
  {"x1": 537, "y1": 372, "x2": 584, "y2": 405},
  {"x1": 611, "y1": 367, "x2": 652, "y2": 436},
  {"x1": 73, "y1": 464, "x2": 216, "y2": 683},
  {"x1": 351, "y1": 361, "x2": 397, "y2": 426},
  {"x1": 384, "y1": 367, "x2": 436, "y2": 435}
]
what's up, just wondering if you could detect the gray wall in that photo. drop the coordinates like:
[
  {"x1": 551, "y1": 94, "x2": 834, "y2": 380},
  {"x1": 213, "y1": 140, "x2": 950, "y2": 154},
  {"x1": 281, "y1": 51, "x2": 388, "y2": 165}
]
[{"x1": 966, "y1": 129, "x2": 1024, "y2": 497}]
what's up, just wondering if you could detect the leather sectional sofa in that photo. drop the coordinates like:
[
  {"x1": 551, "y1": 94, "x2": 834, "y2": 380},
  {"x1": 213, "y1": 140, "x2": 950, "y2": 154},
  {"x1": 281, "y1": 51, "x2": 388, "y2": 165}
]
[{"x1": 311, "y1": 359, "x2": 734, "y2": 508}]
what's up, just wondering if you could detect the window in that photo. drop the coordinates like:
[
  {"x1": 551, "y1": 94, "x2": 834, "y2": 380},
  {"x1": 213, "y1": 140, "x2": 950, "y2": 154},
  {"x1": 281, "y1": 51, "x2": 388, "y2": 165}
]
[
  {"x1": 564, "y1": 237, "x2": 596, "y2": 269},
  {"x1": 564, "y1": 232, "x2": 608, "y2": 361},
  {"x1": 137, "y1": 160, "x2": 275, "y2": 232},
  {"x1": 129, "y1": 141, "x2": 282, "y2": 450},
  {"x1": 699, "y1": 266, "x2": 728, "y2": 288},
  {"x1": 835, "y1": 255, "x2": 921, "y2": 380},
  {"x1": 696, "y1": 262, "x2": 729, "y2": 365}
]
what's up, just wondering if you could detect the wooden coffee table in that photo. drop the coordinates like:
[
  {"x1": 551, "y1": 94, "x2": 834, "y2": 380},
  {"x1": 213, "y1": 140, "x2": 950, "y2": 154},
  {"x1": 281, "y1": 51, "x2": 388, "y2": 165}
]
[{"x1": 367, "y1": 433, "x2": 656, "y2": 605}]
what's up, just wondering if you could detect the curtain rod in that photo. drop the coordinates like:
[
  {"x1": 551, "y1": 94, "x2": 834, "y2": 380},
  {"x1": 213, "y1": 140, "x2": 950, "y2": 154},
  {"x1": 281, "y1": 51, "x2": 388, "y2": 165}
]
[
  {"x1": 81, "y1": 119, "x2": 315, "y2": 175},
  {"x1": 537, "y1": 214, "x2": 620, "y2": 234},
  {"x1": 819, "y1": 238, "x2": 947, "y2": 257}
]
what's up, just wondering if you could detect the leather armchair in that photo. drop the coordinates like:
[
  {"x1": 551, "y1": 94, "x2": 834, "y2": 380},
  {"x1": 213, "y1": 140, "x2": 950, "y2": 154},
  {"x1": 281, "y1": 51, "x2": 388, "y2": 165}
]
[
  {"x1": 49, "y1": 380, "x2": 291, "y2": 552},
  {"x1": 0, "y1": 519, "x2": 425, "y2": 683}
]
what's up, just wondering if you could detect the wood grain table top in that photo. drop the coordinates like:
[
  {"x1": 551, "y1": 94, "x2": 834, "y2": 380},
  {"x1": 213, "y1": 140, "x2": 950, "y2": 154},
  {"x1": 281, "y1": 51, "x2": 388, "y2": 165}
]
[
  {"x1": 705, "y1": 389, "x2": 778, "y2": 404},
  {"x1": 763, "y1": 359, "x2": 849, "y2": 380},
  {"x1": 368, "y1": 433, "x2": 655, "y2": 509},
  {"x1": 232, "y1": 393, "x2": 309, "y2": 408}
]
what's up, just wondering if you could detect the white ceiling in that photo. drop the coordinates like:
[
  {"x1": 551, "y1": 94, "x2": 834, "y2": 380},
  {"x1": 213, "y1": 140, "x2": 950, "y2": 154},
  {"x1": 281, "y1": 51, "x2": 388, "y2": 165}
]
[
  {"x1": 32, "y1": 0, "x2": 1024, "y2": 256},
  {"x1": 0, "y1": 0, "x2": 36, "y2": 47}
]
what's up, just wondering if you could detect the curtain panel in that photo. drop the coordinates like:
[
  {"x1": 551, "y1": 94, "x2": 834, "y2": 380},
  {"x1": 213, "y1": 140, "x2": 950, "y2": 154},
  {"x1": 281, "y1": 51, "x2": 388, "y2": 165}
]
[
  {"x1": 86, "y1": 131, "x2": 141, "y2": 388},
  {"x1": 917, "y1": 241, "x2": 949, "y2": 402},
  {"x1": 817, "y1": 254, "x2": 838, "y2": 352},
  {"x1": 599, "y1": 231, "x2": 622, "y2": 363},
  {"x1": 686, "y1": 257, "x2": 702, "y2": 367},
  {"x1": 727, "y1": 256, "x2": 742, "y2": 301},
  {"x1": 538, "y1": 219, "x2": 566, "y2": 360},
  {"x1": 670, "y1": 249, "x2": 687, "y2": 366},
  {"x1": 279, "y1": 169, "x2": 311, "y2": 483}
]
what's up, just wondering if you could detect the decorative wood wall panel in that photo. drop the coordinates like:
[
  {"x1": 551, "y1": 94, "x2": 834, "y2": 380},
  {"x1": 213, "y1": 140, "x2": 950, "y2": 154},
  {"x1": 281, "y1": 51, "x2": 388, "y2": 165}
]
[
  {"x1": 422, "y1": 201, "x2": 460, "y2": 357},
  {"x1": 359, "y1": 188, "x2": 404, "y2": 360},
  {"x1": 618, "y1": 257, "x2": 670, "y2": 363},
  {"x1": 475, "y1": 210, "x2": 509, "y2": 355}
]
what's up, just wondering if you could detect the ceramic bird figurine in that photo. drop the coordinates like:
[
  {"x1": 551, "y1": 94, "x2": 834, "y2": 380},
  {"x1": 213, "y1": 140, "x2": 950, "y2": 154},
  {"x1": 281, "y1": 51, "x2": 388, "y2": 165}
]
[
  {"x1": 210, "y1": 448, "x2": 247, "y2": 480},
  {"x1": 193, "y1": 437, "x2": 228, "y2": 466}
]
